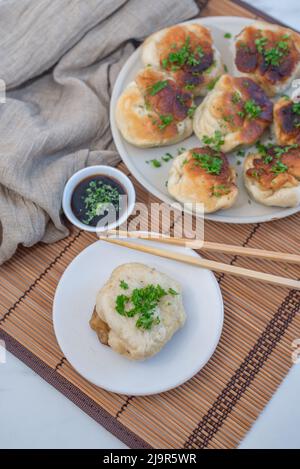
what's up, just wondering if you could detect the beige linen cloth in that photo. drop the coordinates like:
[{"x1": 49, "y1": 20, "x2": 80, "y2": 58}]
[{"x1": 0, "y1": 0, "x2": 199, "y2": 264}]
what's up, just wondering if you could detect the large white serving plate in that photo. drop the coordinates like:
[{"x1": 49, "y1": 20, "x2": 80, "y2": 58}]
[
  {"x1": 110, "y1": 16, "x2": 300, "y2": 224},
  {"x1": 53, "y1": 239, "x2": 223, "y2": 395}
]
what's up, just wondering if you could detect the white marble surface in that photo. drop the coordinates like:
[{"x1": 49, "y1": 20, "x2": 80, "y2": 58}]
[{"x1": 1, "y1": 0, "x2": 300, "y2": 450}]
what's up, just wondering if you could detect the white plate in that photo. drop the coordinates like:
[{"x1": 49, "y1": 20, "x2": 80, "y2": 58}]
[
  {"x1": 53, "y1": 239, "x2": 224, "y2": 395},
  {"x1": 110, "y1": 16, "x2": 300, "y2": 224}
]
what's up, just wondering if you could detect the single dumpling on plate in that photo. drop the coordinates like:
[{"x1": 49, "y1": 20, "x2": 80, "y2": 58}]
[
  {"x1": 244, "y1": 143, "x2": 300, "y2": 207},
  {"x1": 193, "y1": 74, "x2": 273, "y2": 152},
  {"x1": 141, "y1": 23, "x2": 223, "y2": 96},
  {"x1": 233, "y1": 21, "x2": 300, "y2": 97},
  {"x1": 90, "y1": 263, "x2": 186, "y2": 360},
  {"x1": 115, "y1": 66, "x2": 194, "y2": 147},
  {"x1": 167, "y1": 146, "x2": 238, "y2": 213},
  {"x1": 274, "y1": 97, "x2": 300, "y2": 145}
]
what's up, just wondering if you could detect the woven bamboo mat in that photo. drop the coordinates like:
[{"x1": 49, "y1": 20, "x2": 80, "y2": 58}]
[{"x1": 1, "y1": 0, "x2": 300, "y2": 449}]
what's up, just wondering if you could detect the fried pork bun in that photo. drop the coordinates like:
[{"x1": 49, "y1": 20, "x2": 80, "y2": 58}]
[
  {"x1": 142, "y1": 23, "x2": 223, "y2": 96},
  {"x1": 193, "y1": 74, "x2": 273, "y2": 152},
  {"x1": 274, "y1": 97, "x2": 300, "y2": 145},
  {"x1": 168, "y1": 146, "x2": 238, "y2": 213},
  {"x1": 90, "y1": 263, "x2": 186, "y2": 360},
  {"x1": 244, "y1": 144, "x2": 300, "y2": 207},
  {"x1": 115, "y1": 67, "x2": 194, "y2": 147},
  {"x1": 233, "y1": 21, "x2": 300, "y2": 96}
]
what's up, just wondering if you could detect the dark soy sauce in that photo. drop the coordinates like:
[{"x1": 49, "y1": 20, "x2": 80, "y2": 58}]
[{"x1": 71, "y1": 175, "x2": 127, "y2": 227}]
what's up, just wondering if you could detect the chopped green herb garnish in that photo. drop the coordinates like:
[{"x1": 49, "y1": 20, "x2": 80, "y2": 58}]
[
  {"x1": 82, "y1": 180, "x2": 120, "y2": 225},
  {"x1": 255, "y1": 36, "x2": 289, "y2": 67},
  {"x1": 207, "y1": 76, "x2": 220, "y2": 91},
  {"x1": 244, "y1": 99, "x2": 262, "y2": 119},
  {"x1": 147, "y1": 159, "x2": 162, "y2": 168},
  {"x1": 147, "y1": 80, "x2": 168, "y2": 96},
  {"x1": 202, "y1": 130, "x2": 225, "y2": 152},
  {"x1": 192, "y1": 151, "x2": 223, "y2": 175},
  {"x1": 177, "y1": 147, "x2": 186, "y2": 155},
  {"x1": 115, "y1": 284, "x2": 177, "y2": 330},
  {"x1": 271, "y1": 161, "x2": 288, "y2": 174},
  {"x1": 162, "y1": 36, "x2": 204, "y2": 71},
  {"x1": 168, "y1": 288, "x2": 178, "y2": 296},
  {"x1": 120, "y1": 280, "x2": 129, "y2": 290},
  {"x1": 224, "y1": 32, "x2": 232, "y2": 39},
  {"x1": 158, "y1": 114, "x2": 174, "y2": 130},
  {"x1": 292, "y1": 102, "x2": 300, "y2": 115},
  {"x1": 223, "y1": 64, "x2": 228, "y2": 73},
  {"x1": 232, "y1": 91, "x2": 241, "y2": 104},
  {"x1": 187, "y1": 104, "x2": 197, "y2": 118},
  {"x1": 237, "y1": 149, "x2": 245, "y2": 157},
  {"x1": 184, "y1": 84, "x2": 196, "y2": 91},
  {"x1": 161, "y1": 152, "x2": 173, "y2": 162}
]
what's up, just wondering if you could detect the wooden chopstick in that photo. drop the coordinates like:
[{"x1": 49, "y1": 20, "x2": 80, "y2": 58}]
[
  {"x1": 99, "y1": 236, "x2": 300, "y2": 290},
  {"x1": 106, "y1": 230, "x2": 300, "y2": 265}
]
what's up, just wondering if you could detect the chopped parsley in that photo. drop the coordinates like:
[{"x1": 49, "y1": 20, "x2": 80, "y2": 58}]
[
  {"x1": 115, "y1": 284, "x2": 178, "y2": 330},
  {"x1": 255, "y1": 141, "x2": 299, "y2": 166},
  {"x1": 161, "y1": 152, "x2": 174, "y2": 162},
  {"x1": 162, "y1": 36, "x2": 204, "y2": 70},
  {"x1": 147, "y1": 80, "x2": 168, "y2": 96},
  {"x1": 146, "y1": 158, "x2": 162, "y2": 168},
  {"x1": 158, "y1": 114, "x2": 174, "y2": 130},
  {"x1": 146, "y1": 152, "x2": 174, "y2": 168},
  {"x1": 207, "y1": 76, "x2": 220, "y2": 91},
  {"x1": 244, "y1": 99, "x2": 262, "y2": 119},
  {"x1": 255, "y1": 35, "x2": 290, "y2": 67},
  {"x1": 187, "y1": 104, "x2": 197, "y2": 117},
  {"x1": 292, "y1": 102, "x2": 300, "y2": 115},
  {"x1": 224, "y1": 32, "x2": 232, "y2": 39},
  {"x1": 231, "y1": 91, "x2": 241, "y2": 104},
  {"x1": 82, "y1": 180, "x2": 120, "y2": 225},
  {"x1": 192, "y1": 151, "x2": 223, "y2": 175},
  {"x1": 202, "y1": 130, "x2": 225, "y2": 152},
  {"x1": 120, "y1": 280, "x2": 129, "y2": 290},
  {"x1": 212, "y1": 184, "x2": 230, "y2": 197},
  {"x1": 271, "y1": 160, "x2": 288, "y2": 174}
]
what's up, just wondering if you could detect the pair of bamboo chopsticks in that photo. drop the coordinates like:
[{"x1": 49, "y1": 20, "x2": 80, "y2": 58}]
[{"x1": 99, "y1": 230, "x2": 300, "y2": 290}]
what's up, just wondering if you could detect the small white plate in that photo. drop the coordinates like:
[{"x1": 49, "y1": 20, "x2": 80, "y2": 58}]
[
  {"x1": 110, "y1": 16, "x2": 300, "y2": 224},
  {"x1": 53, "y1": 239, "x2": 224, "y2": 395}
]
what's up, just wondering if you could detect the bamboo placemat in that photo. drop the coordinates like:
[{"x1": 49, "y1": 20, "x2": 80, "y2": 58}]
[{"x1": 1, "y1": 0, "x2": 299, "y2": 449}]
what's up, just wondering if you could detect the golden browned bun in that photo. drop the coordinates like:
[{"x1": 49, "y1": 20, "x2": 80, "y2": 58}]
[
  {"x1": 92, "y1": 263, "x2": 186, "y2": 360},
  {"x1": 233, "y1": 21, "x2": 300, "y2": 96},
  {"x1": 142, "y1": 23, "x2": 223, "y2": 96},
  {"x1": 115, "y1": 67, "x2": 194, "y2": 147},
  {"x1": 244, "y1": 144, "x2": 300, "y2": 207},
  {"x1": 274, "y1": 97, "x2": 300, "y2": 145},
  {"x1": 168, "y1": 146, "x2": 238, "y2": 213},
  {"x1": 193, "y1": 74, "x2": 273, "y2": 152}
]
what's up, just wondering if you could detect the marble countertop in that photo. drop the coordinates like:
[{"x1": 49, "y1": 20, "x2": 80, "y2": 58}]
[{"x1": 1, "y1": 0, "x2": 300, "y2": 449}]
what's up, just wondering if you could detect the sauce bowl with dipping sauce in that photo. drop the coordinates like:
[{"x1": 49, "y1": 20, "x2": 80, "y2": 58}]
[{"x1": 62, "y1": 166, "x2": 136, "y2": 232}]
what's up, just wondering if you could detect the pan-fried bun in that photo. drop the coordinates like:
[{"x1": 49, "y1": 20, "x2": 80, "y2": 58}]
[
  {"x1": 233, "y1": 21, "x2": 300, "y2": 96},
  {"x1": 244, "y1": 144, "x2": 300, "y2": 207},
  {"x1": 193, "y1": 74, "x2": 273, "y2": 152},
  {"x1": 92, "y1": 263, "x2": 186, "y2": 360},
  {"x1": 115, "y1": 67, "x2": 194, "y2": 147},
  {"x1": 142, "y1": 23, "x2": 223, "y2": 96},
  {"x1": 274, "y1": 97, "x2": 300, "y2": 145},
  {"x1": 168, "y1": 146, "x2": 238, "y2": 213}
]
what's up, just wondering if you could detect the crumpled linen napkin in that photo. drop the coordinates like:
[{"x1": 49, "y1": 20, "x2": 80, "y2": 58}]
[{"x1": 0, "y1": 0, "x2": 200, "y2": 264}]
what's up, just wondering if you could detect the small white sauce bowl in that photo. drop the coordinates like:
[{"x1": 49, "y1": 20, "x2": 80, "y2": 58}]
[{"x1": 62, "y1": 165, "x2": 136, "y2": 233}]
